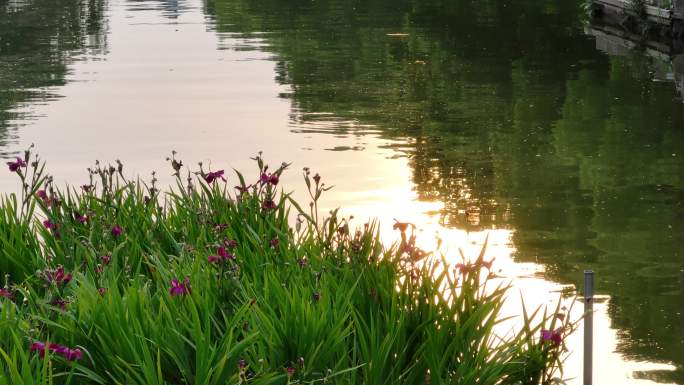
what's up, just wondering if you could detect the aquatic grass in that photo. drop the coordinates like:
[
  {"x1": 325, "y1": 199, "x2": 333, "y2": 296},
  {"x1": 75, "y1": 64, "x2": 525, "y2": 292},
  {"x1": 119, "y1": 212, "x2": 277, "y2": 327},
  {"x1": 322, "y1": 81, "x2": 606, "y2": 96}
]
[{"x1": 0, "y1": 147, "x2": 577, "y2": 384}]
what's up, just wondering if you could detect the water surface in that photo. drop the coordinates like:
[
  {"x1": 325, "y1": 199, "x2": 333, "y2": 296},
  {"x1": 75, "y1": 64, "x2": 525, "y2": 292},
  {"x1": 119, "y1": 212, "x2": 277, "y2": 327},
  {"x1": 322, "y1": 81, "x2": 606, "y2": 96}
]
[{"x1": 1, "y1": 0, "x2": 684, "y2": 383}]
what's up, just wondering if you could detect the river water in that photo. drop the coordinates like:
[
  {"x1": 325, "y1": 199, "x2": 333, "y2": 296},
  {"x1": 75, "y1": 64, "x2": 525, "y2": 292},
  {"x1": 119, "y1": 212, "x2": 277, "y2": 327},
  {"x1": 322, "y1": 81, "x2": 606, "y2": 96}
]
[{"x1": 1, "y1": 0, "x2": 683, "y2": 383}]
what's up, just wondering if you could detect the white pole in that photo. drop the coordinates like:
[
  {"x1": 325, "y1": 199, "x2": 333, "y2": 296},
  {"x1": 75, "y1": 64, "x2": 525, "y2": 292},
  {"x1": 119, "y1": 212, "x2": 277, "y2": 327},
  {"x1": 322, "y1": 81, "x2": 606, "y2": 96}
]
[{"x1": 584, "y1": 270, "x2": 594, "y2": 385}]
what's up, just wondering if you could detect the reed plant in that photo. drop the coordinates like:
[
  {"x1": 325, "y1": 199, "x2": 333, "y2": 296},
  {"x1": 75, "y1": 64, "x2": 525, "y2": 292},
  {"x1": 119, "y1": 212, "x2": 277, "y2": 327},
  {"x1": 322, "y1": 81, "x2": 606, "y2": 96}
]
[{"x1": 0, "y1": 148, "x2": 576, "y2": 385}]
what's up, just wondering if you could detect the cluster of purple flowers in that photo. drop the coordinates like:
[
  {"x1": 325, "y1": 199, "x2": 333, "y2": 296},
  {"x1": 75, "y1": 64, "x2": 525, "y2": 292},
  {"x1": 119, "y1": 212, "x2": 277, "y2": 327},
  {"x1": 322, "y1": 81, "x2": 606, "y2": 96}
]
[{"x1": 30, "y1": 342, "x2": 82, "y2": 361}]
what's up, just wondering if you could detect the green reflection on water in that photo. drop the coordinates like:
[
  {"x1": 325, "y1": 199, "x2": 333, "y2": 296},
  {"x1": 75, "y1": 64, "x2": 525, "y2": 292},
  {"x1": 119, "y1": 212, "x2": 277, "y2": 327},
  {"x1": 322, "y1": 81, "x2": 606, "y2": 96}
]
[
  {"x1": 0, "y1": 0, "x2": 106, "y2": 152},
  {"x1": 205, "y1": 0, "x2": 684, "y2": 381}
]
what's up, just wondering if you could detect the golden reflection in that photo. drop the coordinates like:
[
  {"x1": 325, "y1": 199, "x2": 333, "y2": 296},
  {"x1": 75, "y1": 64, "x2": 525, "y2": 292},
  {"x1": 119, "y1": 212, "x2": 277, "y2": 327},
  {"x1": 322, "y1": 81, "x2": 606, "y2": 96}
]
[{"x1": 323, "y1": 137, "x2": 679, "y2": 384}]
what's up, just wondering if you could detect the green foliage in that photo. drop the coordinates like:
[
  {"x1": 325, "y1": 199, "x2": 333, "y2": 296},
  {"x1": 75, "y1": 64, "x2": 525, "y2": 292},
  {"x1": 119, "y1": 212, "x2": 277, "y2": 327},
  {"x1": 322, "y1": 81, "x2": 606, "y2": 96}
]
[{"x1": 0, "y1": 149, "x2": 575, "y2": 384}]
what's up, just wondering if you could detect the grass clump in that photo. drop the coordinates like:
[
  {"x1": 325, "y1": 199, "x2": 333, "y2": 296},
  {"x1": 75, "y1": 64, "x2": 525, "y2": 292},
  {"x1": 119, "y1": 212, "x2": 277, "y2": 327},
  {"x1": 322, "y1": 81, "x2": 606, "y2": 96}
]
[{"x1": 0, "y1": 147, "x2": 575, "y2": 385}]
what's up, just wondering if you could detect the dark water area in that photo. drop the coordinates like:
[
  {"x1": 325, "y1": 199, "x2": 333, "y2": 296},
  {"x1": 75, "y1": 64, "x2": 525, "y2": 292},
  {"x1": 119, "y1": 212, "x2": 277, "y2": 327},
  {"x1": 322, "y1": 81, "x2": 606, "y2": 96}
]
[{"x1": 1, "y1": 0, "x2": 684, "y2": 382}]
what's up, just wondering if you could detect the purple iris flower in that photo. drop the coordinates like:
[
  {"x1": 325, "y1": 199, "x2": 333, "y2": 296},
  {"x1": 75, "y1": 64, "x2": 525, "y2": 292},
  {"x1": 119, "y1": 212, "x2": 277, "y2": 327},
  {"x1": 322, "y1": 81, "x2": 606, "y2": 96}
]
[
  {"x1": 209, "y1": 246, "x2": 235, "y2": 263},
  {"x1": 30, "y1": 342, "x2": 47, "y2": 357},
  {"x1": 111, "y1": 225, "x2": 123, "y2": 237},
  {"x1": 36, "y1": 190, "x2": 49, "y2": 205},
  {"x1": 261, "y1": 199, "x2": 277, "y2": 211},
  {"x1": 217, "y1": 246, "x2": 235, "y2": 260},
  {"x1": 204, "y1": 170, "x2": 226, "y2": 184},
  {"x1": 259, "y1": 173, "x2": 279, "y2": 186},
  {"x1": 50, "y1": 298, "x2": 68, "y2": 310},
  {"x1": 44, "y1": 265, "x2": 72, "y2": 286},
  {"x1": 74, "y1": 212, "x2": 88, "y2": 224},
  {"x1": 541, "y1": 329, "x2": 563, "y2": 346},
  {"x1": 30, "y1": 342, "x2": 82, "y2": 361},
  {"x1": 6, "y1": 157, "x2": 27, "y2": 172},
  {"x1": 169, "y1": 276, "x2": 192, "y2": 296}
]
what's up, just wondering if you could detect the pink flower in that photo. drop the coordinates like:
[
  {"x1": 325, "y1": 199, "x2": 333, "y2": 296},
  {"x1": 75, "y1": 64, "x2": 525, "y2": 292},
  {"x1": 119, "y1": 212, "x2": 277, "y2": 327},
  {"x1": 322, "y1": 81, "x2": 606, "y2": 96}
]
[
  {"x1": 98, "y1": 287, "x2": 107, "y2": 296},
  {"x1": 111, "y1": 225, "x2": 123, "y2": 237},
  {"x1": 169, "y1": 276, "x2": 192, "y2": 296},
  {"x1": 7, "y1": 157, "x2": 26, "y2": 172},
  {"x1": 269, "y1": 238, "x2": 279, "y2": 248},
  {"x1": 204, "y1": 170, "x2": 226, "y2": 184},
  {"x1": 101, "y1": 255, "x2": 111, "y2": 265},
  {"x1": 286, "y1": 366, "x2": 295, "y2": 377},
  {"x1": 43, "y1": 220, "x2": 57, "y2": 230},
  {"x1": 541, "y1": 329, "x2": 563, "y2": 346}
]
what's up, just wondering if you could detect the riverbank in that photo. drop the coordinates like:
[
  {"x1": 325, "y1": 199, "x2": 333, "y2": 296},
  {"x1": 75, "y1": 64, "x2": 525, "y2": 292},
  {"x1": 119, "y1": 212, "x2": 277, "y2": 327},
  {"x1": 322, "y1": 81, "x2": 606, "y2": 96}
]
[{"x1": 0, "y1": 149, "x2": 573, "y2": 384}]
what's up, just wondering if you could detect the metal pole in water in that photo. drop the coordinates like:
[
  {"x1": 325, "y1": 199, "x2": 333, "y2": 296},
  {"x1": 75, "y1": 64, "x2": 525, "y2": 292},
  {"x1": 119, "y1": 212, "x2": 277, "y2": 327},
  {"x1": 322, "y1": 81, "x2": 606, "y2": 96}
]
[{"x1": 584, "y1": 270, "x2": 594, "y2": 385}]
